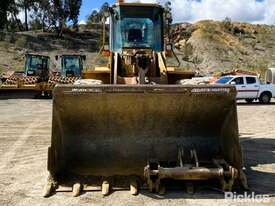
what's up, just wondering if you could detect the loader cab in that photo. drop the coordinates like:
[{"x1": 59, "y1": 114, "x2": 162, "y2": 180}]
[
  {"x1": 84, "y1": 2, "x2": 194, "y2": 85},
  {"x1": 59, "y1": 55, "x2": 85, "y2": 77},
  {"x1": 110, "y1": 4, "x2": 164, "y2": 53},
  {"x1": 24, "y1": 54, "x2": 50, "y2": 79}
]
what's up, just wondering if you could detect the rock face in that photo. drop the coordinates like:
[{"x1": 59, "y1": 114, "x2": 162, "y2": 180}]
[{"x1": 171, "y1": 20, "x2": 275, "y2": 75}]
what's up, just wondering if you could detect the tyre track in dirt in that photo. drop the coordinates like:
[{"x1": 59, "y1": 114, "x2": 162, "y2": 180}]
[
  {"x1": 0, "y1": 120, "x2": 44, "y2": 171},
  {"x1": 0, "y1": 100, "x2": 51, "y2": 206}
]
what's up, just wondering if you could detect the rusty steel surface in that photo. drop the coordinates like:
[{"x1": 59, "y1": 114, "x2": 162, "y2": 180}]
[
  {"x1": 154, "y1": 167, "x2": 224, "y2": 180},
  {"x1": 48, "y1": 84, "x2": 242, "y2": 182}
]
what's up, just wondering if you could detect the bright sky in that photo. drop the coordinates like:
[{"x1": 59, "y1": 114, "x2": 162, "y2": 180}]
[
  {"x1": 79, "y1": 0, "x2": 114, "y2": 23},
  {"x1": 79, "y1": 0, "x2": 275, "y2": 24}
]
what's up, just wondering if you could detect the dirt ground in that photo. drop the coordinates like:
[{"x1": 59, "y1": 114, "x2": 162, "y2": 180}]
[{"x1": 0, "y1": 99, "x2": 274, "y2": 206}]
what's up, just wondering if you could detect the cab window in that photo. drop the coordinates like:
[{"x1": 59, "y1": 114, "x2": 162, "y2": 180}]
[
  {"x1": 215, "y1": 76, "x2": 233, "y2": 84},
  {"x1": 246, "y1": 77, "x2": 256, "y2": 84},
  {"x1": 111, "y1": 6, "x2": 163, "y2": 52},
  {"x1": 231, "y1": 77, "x2": 244, "y2": 85}
]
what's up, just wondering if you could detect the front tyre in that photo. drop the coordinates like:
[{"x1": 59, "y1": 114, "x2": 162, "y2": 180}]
[{"x1": 259, "y1": 92, "x2": 271, "y2": 104}]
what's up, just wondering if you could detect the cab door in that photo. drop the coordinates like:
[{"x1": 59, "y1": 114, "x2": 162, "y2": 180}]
[
  {"x1": 244, "y1": 76, "x2": 259, "y2": 98},
  {"x1": 230, "y1": 77, "x2": 246, "y2": 99}
]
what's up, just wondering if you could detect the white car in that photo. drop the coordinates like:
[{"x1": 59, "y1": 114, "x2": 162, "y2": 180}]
[{"x1": 215, "y1": 75, "x2": 275, "y2": 103}]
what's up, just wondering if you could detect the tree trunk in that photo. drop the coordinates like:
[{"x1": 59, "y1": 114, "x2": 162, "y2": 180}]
[
  {"x1": 58, "y1": 17, "x2": 65, "y2": 37},
  {"x1": 42, "y1": 13, "x2": 45, "y2": 32},
  {"x1": 0, "y1": 3, "x2": 8, "y2": 31},
  {"x1": 12, "y1": 12, "x2": 24, "y2": 31},
  {"x1": 24, "y1": 1, "x2": 28, "y2": 31}
]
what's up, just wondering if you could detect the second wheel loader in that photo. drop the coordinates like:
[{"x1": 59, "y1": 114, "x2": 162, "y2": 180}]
[
  {"x1": 48, "y1": 54, "x2": 86, "y2": 85},
  {"x1": 0, "y1": 53, "x2": 87, "y2": 99},
  {"x1": 0, "y1": 53, "x2": 52, "y2": 99},
  {"x1": 44, "y1": 1, "x2": 247, "y2": 197}
]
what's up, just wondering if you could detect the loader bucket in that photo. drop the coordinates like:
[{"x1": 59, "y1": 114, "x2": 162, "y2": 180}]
[{"x1": 47, "y1": 84, "x2": 243, "y2": 193}]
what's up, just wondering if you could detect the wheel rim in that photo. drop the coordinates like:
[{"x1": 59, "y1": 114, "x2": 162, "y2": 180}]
[{"x1": 262, "y1": 94, "x2": 270, "y2": 103}]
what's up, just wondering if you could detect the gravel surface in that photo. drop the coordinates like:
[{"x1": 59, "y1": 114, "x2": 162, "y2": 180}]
[{"x1": 0, "y1": 99, "x2": 274, "y2": 206}]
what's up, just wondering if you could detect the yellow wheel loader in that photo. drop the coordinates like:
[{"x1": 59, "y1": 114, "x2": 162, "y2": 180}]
[
  {"x1": 48, "y1": 54, "x2": 85, "y2": 86},
  {"x1": 0, "y1": 53, "x2": 85, "y2": 99},
  {"x1": 0, "y1": 53, "x2": 52, "y2": 99},
  {"x1": 44, "y1": 1, "x2": 247, "y2": 197}
]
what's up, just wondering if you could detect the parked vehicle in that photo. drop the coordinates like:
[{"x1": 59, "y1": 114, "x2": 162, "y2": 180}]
[
  {"x1": 215, "y1": 75, "x2": 275, "y2": 103},
  {"x1": 266, "y1": 68, "x2": 275, "y2": 84},
  {"x1": 0, "y1": 53, "x2": 52, "y2": 98}
]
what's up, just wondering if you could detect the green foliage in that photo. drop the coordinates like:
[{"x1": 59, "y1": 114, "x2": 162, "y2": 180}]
[
  {"x1": 87, "y1": 2, "x2": 109, "y2": 27},
  {"x1": 68, "y1": 0, "x2": 82, "y2": 27},
  {"x1": 0, "y1": 0, "x2": 20, "y2": 31},
  {"x1": 223, "y1": 17, "x2": 233, "y2": 33},
  {"x1": 31, "y1": 1, "x2": 55, "y2": 32},
  {"x1": 87, "y1": 10, "x2": 101, "y2": 26},
  {"x1": 30, "y1": 17, "x2": 43, "y2": 30},
  {"x1": 17, "y1": 0, "x2": 36, "y2": 31},
  {"x1": 51, "y1": 0, "x2": 82, "y2": 33},
  {"x1": 0, "y1": 0, "x2": 83, "y2": 33},
  {"x1": 0, "y1": 1, "x2": 8, "y2": 30}
]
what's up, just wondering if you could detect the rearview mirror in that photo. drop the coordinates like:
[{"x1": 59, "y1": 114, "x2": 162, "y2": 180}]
[{"x1": 230, "y1": 81, "x2": 236, "y2": 85}]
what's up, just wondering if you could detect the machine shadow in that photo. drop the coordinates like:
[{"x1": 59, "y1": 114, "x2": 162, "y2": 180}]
[
  {"x1": 241, "y1": 137, "x2": 275, "y2": 195},
  {"x1": 139, "y1": 190, "x2": 225, "y2": 200},
  {"x1": 237, "y1": 102, "x2": 275, "y2": 106}
]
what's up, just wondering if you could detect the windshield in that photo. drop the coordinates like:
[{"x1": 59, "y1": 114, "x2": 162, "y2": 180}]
[
  {"x1": 215, "y1": 76, "x2": 233, "y2": 84},
  {"x1": 62, "y1": 56, "x2": 82, "y2": 77},
  {"x1": 25, "y1": 55, "x2": 49, "y2": 75},
  {"x1": 111, "y1": 6, "x2": 163, "y2": 53},
  {"x1": 121, "y1": 18, "x2": 154, "y2": 48}
]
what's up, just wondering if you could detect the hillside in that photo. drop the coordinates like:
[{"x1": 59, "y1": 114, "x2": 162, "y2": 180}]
[
  {"x1": 0, "y1": 30, "x2": 101, "y2": 73},
  {"x1": 172, "y1": 20, "x2": 275, "y2": 75},
  {"x1": 1, "y1": 20, "x2": 275, "y2": 75}
]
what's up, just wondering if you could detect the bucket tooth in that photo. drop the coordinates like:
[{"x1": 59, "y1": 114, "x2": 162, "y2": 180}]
[
  {"x1": 102, "y1": 181, "x2": 110, "y2": 196},
  {"x1": 130, "y1": 180, "x2": 138, "y2": 195},
  {"x1": 43, "y1": 182, "x2": 54, "y2": 197},
  {"x1": 72, "y1": 183, "x2": 82, "y2": 197},
  {"x1": 43, "y1": 175, "x2": 56, "y2": 197}
]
